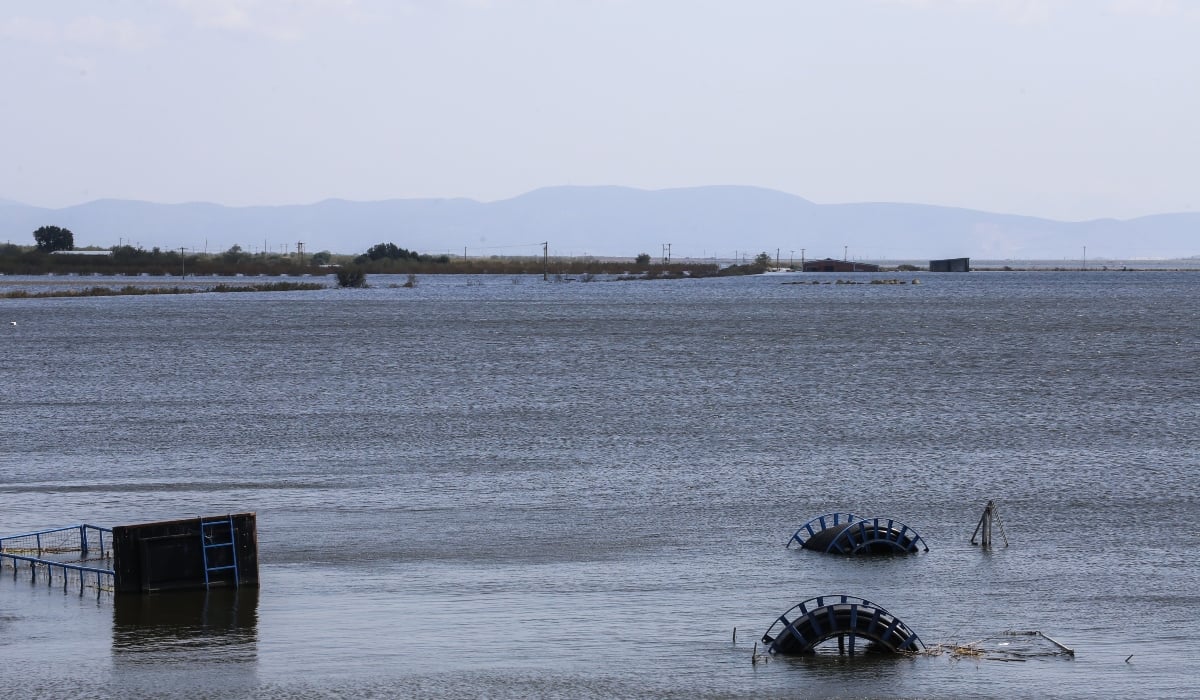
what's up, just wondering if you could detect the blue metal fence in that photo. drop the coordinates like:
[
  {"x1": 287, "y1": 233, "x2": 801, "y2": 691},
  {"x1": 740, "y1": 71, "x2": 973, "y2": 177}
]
[{"x1": 0, "y1": 524, "x2": 115, "y2": 595}]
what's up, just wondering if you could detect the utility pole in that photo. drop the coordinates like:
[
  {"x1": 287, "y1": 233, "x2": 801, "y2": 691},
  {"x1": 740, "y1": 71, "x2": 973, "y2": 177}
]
[
  {"x1": 543, "y1": 242, "x2": 549, "y2": 281},
  {"x1": 297, "y1": 241, "x2": 305, "y2": 265},
  {"x1": 790, "y1": 250, "x2": 795, "y2": 269},
  {"x1": 179, "y1": 247, "x2": 186, "y2": 277},
  {"x1": 662, "y1": 243, "x2": 671, "y2": 264},
  {"x1": 801, "y1": 248, "x2": 805, "y2": 272},
  {"x1": 776, "y1": 248, "x2": 780, "y2": 267}
]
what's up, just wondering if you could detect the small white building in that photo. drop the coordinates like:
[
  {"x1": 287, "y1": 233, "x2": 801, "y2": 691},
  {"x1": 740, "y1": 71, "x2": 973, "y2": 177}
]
[{"x1": 49, "y1": 249, "x2": 114, "y2": 256}]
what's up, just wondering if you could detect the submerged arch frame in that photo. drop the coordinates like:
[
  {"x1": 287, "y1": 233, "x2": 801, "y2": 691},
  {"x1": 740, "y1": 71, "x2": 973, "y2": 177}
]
[
  {"x1": 788, "y1": 512, "x2": 929, "y2": 554},
  {"x1": 761, "y1": 594, "x2": 924, "y2": 656}
]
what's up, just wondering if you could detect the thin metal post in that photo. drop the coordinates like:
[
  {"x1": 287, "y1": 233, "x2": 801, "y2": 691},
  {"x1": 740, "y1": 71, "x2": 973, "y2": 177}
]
[{"x1": 971, "y1": 499, "x2": 1007, "y2": 548}]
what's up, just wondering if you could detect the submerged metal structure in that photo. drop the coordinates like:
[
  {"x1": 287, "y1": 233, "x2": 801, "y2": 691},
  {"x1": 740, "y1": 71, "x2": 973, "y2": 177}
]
[
  {"x1": 970, "y1": 499, "x2": 1009, "y2": 548},
  {"x1": 761, "y1": 595, "x2": 924, "y2": 655},
  {"x1": 789, "y1": 512, "x2": 928, "y2": 554},
  {"x1": 112, "y1": 513, "x2": 258, "y2": 593},
  {"x1": 1, "y1": 513, "x2": 258, "y2": 595},
  {"x1": 0, "y1": 524, "x2": 114, "y2": 594}
]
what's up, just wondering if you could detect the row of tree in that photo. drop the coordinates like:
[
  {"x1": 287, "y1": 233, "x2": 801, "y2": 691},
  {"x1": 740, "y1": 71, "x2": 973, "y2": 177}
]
[{"x1": 7, "y1": 227, "x2": 774, "y2": 278}]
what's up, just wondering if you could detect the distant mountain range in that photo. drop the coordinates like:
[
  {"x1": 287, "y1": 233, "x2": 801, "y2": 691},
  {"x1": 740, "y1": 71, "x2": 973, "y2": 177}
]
[{"x1": 2, "y1": 186, "x2": 1196, "y2": 261}]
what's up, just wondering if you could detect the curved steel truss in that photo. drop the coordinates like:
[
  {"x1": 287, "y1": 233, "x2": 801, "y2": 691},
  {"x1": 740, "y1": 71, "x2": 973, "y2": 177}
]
[
  {"x1": 788, "y1": 512, "x2": 929, "y2": 554},
  {"x1": 761, "y1": 594, "x2": 924, "y2": 655}
]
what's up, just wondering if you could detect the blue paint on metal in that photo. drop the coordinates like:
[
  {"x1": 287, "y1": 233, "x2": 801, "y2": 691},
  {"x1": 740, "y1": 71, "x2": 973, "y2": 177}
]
[
  {"x1": 762, "y1": 595, "x2": 925, "y2": 656},
  {"x1": 0, "y1": 524, "x2": 115, "y2": 596},
  {"x1": 788, "y1": 512, "x2": 929, "y2": 554},
  {"x1": 200, "y1": 515, "x2": 240, "y2": 588},
  {"x1": 780, "y1": 615, "x2": 807, "y2": 648},
  {"x1": 0, "y1": 552, "x2": 113, "y2": 579},
  {"x1": 788, "y1": 512, "x2": 859, "y2": 548},
  {"x1": 868, "y1": 606, "x2": 881, "y2": 635}
]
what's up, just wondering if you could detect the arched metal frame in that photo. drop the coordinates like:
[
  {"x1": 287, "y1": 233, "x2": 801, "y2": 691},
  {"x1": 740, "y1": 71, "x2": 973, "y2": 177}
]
[
  {"x1": 761, "y1": 595, "x2": 924, "y2": 655},
  {"x1": 788, "y1": 513, "x2": 929, "y2": 554}
]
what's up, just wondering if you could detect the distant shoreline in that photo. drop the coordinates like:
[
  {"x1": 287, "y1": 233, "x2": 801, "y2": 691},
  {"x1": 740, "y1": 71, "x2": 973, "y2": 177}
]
[
  {"x1": 2, "y1": 264, "x2": 1199, "y2": 292},
  {"x1": 1, "y1": 280, "x2": 325, "y2": 298}
]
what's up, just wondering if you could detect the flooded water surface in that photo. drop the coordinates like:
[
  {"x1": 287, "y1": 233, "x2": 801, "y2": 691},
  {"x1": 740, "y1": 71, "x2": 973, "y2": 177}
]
[{"x1": 2, "y1": 271, "x2": 1197, "y2": 698}]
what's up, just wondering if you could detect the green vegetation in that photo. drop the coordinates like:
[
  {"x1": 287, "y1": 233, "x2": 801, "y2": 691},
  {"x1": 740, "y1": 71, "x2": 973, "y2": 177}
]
[
  {"x1": 33, "y1": 225, "x2": 74, "y2": 252},
  {"x1": 2, "y1": 281, "x2": 325, "y2": 299},
  {"x1": 356, "y1": 242, "x2": 448, "y2": 264},
  {"x1": 710, "y1": 254, "x2": 773, "y2": 277},
  {"x1": 0, "y1": 233, "x2": 736, "y2": 280},
  {"x1": 336, "y1": 267, "x2": 368, "y2": 288},
  {"x1": 0, "y1": 241, "x2": 334, "y2": 277}
]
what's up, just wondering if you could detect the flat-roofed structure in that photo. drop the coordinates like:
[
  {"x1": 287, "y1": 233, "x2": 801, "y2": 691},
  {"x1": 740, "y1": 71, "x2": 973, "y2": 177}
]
[
  {"x1": 801, "y1": 258, "x2": 880, "y2": 272},
  {"x1": 929, "y1": 257, "x2": 970, "y2": 272}
]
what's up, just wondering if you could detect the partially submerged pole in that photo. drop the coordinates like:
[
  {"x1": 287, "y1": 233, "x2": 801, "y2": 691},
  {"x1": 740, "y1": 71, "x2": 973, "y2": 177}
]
[
  {"x1": 1036, "y1": 631, "x2": 1074, "y2": 656},
  {"x1": 971, "y1": 500, "x2": 1009, "y2": 548}
]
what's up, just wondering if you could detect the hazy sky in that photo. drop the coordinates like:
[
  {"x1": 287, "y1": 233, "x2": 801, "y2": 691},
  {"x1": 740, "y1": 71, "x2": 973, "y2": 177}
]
[{"x1": 2, "y1": 0, "x2": 1197, "y2": 221}]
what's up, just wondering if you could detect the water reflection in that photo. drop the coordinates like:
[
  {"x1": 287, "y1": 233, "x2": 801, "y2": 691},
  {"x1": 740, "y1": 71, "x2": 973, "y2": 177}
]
[{"x1": 112, "y1": 587, "x2": 259, "y2": 664}]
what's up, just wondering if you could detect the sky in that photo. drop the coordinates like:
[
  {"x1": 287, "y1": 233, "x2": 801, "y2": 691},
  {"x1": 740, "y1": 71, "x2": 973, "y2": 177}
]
[{"x1": 2, "y1": 0, "x2": 1197, "y2": 222}]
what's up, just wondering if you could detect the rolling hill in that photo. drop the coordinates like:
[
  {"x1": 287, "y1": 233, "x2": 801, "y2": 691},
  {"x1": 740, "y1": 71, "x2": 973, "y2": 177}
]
[{"x1": 2, "y1": 186, "x2": 1195, "y2": 261}]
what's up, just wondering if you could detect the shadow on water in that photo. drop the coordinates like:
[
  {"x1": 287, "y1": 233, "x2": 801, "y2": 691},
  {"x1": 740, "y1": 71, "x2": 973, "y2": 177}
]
[{"x1": 112, "y1": 587, "x2": 259, "y2": 665}]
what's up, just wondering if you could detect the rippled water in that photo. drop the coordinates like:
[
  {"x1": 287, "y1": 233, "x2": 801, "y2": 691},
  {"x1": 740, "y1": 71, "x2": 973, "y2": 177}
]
[{"x1": 2, "y1": 271, "x2": 1197, "y2": 698}]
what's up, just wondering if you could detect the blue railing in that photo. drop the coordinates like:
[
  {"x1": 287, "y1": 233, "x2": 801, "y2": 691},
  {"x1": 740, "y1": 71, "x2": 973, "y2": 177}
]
[{"x1": 0, "y1": 524, "x2": 115, "y2": 595}]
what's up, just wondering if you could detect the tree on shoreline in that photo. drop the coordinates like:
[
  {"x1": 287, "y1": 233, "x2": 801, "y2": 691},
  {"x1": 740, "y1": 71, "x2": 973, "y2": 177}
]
[
  {"x1": 33, "y1": 225, "x2": 74, "y2": 252},
  {"x1": 354, "y1": 242, "x2": 451, "y2": 266}
]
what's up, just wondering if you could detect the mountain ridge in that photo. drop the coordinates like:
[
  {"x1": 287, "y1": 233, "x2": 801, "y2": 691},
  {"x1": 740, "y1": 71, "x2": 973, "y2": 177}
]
[{"x1": 1, "y1": 186, "x2": 1195, "y2": 260}]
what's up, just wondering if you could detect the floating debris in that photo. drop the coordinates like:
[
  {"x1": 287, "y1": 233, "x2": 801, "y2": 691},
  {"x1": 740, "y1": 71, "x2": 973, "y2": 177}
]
[
  {"x1": 782, "y1": 278, "x2": 918, "y2": 285},
  {"x1": 925, "y1": 631, "x2": 1074, "y2": 662}
]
